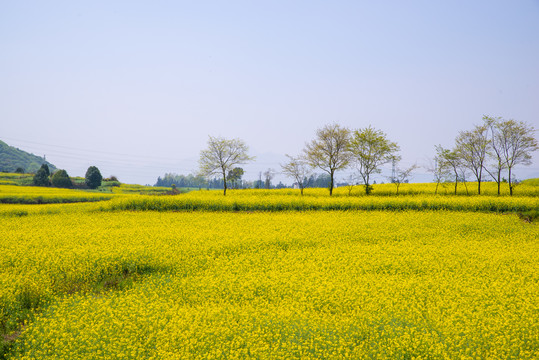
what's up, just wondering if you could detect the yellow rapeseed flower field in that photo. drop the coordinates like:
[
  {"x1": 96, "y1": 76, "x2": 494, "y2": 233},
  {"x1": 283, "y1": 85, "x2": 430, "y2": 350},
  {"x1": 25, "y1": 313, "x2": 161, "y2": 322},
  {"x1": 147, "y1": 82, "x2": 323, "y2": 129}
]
[
  {"x1": 0, "y1": 185, "x2": 115, "y2": 204},
  {"x1": 1, "y1": 183, "x2": 538, "y2": 358},
  {"x1": 1, "y1": 188, "x2": 537, "y2": 359},
  {"x1": 100, "y1": 188, "x2": 538, "y2": 213}
]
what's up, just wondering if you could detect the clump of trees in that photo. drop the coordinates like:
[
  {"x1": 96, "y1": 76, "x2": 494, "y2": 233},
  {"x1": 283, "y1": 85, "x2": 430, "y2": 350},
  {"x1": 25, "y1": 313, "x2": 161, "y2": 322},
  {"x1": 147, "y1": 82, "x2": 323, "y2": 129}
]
[
  {"x1": 228, "y1": 167, "x2": 245, "y2": 190},
  {"x1": 31, "y1": 165, "x2": 107, "y2": 190},
  {"x1": 155, "y1": 173, "x2": 206, "y2": 188},
  {"x1": 189, "y1": 117, "x2": 536, "y2": 196},
  {"x1": 281, "y1": 124, "x2": 401, "y2": 196},
  {"x1": 434, "y1": 116, "x2": 538, "y2": 196}
]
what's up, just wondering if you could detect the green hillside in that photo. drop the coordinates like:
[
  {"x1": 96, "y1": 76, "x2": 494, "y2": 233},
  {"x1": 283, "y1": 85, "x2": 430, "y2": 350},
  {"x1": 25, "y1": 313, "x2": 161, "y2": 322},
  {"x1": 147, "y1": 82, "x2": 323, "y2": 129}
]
[{"x1": 0, "y1": 139, "x2": 56, "y2": 173}]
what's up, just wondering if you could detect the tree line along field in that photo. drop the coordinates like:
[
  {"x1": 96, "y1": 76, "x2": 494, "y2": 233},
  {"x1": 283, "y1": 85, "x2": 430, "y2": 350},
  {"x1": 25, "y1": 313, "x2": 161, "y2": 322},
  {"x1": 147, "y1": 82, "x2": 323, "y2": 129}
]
[{"x1": 1, "y1": 182, "x2": 538, "y2": 359}]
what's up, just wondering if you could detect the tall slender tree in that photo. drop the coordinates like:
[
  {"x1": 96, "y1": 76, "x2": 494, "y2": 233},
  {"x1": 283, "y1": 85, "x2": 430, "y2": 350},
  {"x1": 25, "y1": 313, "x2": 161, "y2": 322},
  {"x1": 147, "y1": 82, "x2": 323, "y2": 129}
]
[
  {"x1": 434, "y1": 145, "x2": 462, "y2": 195},
  {"x1": 281, "y1": 155, "x2": 311, "y2": 196},
  {"x1": 455, "y1": 125, "x2": 490, "y2": 195},
  {"x1": 482, "y1": 116, "x2": 507, "y2": 195},
  {"x1": 497, "y1": 119, "x2": 538, "y2": 195}
]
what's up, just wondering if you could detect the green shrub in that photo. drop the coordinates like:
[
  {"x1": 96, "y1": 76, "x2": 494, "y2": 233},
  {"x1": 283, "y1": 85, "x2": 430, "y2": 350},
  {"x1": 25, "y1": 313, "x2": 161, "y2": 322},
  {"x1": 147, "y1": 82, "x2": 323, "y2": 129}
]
[{"x1": 51, "y1": 170, "x2": 72, "y2": 188}]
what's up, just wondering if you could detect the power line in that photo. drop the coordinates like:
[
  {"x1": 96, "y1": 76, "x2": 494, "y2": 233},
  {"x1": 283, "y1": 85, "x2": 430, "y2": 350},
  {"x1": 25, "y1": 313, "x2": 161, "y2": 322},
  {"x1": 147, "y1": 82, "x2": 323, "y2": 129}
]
[{"x1": 1, "y1": 136, "x2": 183, "y2": 162}]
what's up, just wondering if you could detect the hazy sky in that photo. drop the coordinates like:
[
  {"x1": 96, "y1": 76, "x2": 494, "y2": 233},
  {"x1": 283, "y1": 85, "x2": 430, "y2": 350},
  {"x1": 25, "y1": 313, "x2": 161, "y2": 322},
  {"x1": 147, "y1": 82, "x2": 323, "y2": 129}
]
[{"x1": 2, "y1": 1, "x2": 538, "y2": 185}]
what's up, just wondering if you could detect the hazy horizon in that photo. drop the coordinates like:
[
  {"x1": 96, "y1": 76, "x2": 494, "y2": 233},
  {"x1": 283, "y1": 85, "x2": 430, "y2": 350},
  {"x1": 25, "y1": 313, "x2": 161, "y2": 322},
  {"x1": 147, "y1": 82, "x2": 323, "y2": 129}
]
[{"x1": 2, "y1": 1, "x2": 538, "y2": 185}]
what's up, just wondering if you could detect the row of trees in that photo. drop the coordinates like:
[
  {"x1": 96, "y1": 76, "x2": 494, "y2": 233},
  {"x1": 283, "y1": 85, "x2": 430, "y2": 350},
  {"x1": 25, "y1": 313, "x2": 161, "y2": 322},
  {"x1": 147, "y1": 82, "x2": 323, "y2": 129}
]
[
  {"x1": 433, "y1": 116, "x2": 538, "y2": 195},
  {"x1": 33, "y1": 164, "x2": 103, "y2": 189},
  {"x1": 156, "y1": 170, "x2": 334, "y2": 191},
  {"x1": 198, "y1": 124, "x2": 404, "y2": 196},
  {"x1": 155, "y1": 173, "x2": 207, "y2": 188},
  {"x1": 197, "y1": 117, "x2": 537, "y2": 196}
]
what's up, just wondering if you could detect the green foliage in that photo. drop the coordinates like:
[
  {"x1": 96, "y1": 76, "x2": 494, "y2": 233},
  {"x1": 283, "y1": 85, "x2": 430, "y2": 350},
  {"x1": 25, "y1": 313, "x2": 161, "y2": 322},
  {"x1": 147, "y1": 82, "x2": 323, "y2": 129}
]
[
  {"x1": 32, "y1": 167, "x2": 50, "y2": 187},
  {"x1": 39, "y1": 164, "x2": 50, "y2": 176},
  {"x1": 155, "y1": 173, "x2": 207, "y2": 188},
  {"x1": 85, "y1": 166, "x2": 103, "y2": 189},
  {"x1": 227, "y1": 167, "x2": 244, "y2": 189},
  {"x1": 0, "y1": 140, "x2": 56, "y2": 173},
  {"x1": 50, "y1": 170, "x2": 72, "y2": 188}
]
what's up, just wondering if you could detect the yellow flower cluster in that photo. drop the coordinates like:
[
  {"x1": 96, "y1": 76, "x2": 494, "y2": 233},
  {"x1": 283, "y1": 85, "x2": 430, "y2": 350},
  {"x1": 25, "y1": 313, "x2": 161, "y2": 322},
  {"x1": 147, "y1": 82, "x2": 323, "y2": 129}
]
[
  {"x1": 334, "y1": 181, "x2": 539, "y2": 197},
  {"x1": 2, "y1": 208, "x2": 537, "y2": 359},
  {"x1": 103, "y1": 188, "x2": 538, "y2": 213}
]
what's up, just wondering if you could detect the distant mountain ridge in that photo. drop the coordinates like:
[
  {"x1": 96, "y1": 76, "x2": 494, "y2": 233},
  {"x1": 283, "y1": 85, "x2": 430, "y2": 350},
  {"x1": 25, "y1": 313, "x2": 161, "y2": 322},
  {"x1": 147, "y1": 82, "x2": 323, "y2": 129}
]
[{"x1": 0, "y1": 139, "x2": 56, "y2": 173}]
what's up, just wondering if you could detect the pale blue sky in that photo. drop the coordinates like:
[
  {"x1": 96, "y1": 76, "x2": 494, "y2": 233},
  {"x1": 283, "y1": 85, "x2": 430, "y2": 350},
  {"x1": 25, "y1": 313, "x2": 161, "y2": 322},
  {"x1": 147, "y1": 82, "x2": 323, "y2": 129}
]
[{"x1": 1, "y1": 1, "x2": 538, "y2": 185}]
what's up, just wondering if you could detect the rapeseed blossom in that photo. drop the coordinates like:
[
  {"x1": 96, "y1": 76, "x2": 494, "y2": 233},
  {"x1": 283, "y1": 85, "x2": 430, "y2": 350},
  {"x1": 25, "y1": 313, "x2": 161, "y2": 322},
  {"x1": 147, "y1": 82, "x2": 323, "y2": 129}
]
[{"x1": 1, "y1": 206, "x2": 537, "y2": 359}]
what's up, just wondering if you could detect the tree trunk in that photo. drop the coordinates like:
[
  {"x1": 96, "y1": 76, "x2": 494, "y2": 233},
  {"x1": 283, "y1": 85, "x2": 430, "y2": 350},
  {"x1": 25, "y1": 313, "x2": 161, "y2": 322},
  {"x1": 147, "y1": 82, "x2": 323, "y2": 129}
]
[
  {"x1": 508, "y1": 167, "x2": 513, "y2": 196},
  {"x1": 223, "y1": 171, "x2": 227, "y2": 196},
  {"x1": 329, "y1": 170, "x2": 334, "y2": 196},
  {"x1": 454, "y1": 174, "x2": 458, "y2": 195},
  {"x1": 477, "y1": 178, "x2": 481, "y2": 195},
  {"x1": 497, "y1": 169, "x2": 501, "y2": 196}
]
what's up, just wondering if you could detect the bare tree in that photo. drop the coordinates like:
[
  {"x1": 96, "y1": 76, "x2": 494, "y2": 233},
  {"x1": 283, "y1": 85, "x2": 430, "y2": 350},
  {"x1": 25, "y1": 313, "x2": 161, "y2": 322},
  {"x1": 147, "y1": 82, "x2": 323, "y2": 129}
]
[
  {"x1": 482, "y1": 116, "x2": 507, "y2": 195},
  {"x1": 388, "y1": 163, "x2": 418, "y2": 195},
  {"x1": 458, "y1": 166, "x2": 471, "y2": 196},
  {"x1": 455, "y1": 125, "x2": 490, "y2": 195},
  {"x1": 304, "y1": 123, "x2": 351, "y2": 196},
  {"x1": 428, "y1": 154, "x2": 449, "y2": 195},
  {"x1": 349, "y1": 126, "x2": 400, "y2": 195},
  {"x1": 281, "y1": 155, "x2": 311, "y2": 196},
  {"x1": 434, "y1": 145, "x2": 463, "y2": 195},
  {"x1": 263, "y1": 168, "x2": 275, "y2": 189},
  {"x1": 198, "y1": 136, "x2": 254, "y2": 196},
  {"x1": 344, "y1": 173, "x2": 358, "y2": 196},
  {"x1": 497, "y1": 119, "x2": 538, "y2": 195}
]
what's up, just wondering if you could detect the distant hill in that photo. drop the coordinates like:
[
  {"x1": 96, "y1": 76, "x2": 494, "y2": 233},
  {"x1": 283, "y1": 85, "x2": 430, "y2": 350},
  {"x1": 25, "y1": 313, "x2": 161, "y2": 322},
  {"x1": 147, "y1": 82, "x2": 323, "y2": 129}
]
[{"x1": 0, "y1": 140, "x2": 56, "y2": 173}]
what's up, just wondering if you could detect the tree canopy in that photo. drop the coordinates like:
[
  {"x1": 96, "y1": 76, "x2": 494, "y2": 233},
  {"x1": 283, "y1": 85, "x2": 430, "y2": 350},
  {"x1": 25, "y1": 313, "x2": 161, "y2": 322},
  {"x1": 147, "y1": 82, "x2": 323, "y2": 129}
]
[
  {"x1": 51, "y1": 169, "x2": 72, "y2": 188},
  {"x1": 349, "y1": 126, "x2": 400, "y2": 195},
  {"x1": 198, "y1": 136, "x2": 254, "y2": 195},
  {"x1": 304, "y1": 124, "x2": 351, "y2": 196},
  {"x1": 33, "y1": 164, "x2": 50, "y2": 186},
  {"x1": 85, "y1": 166, "x2": 103, "y2": 189}
]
